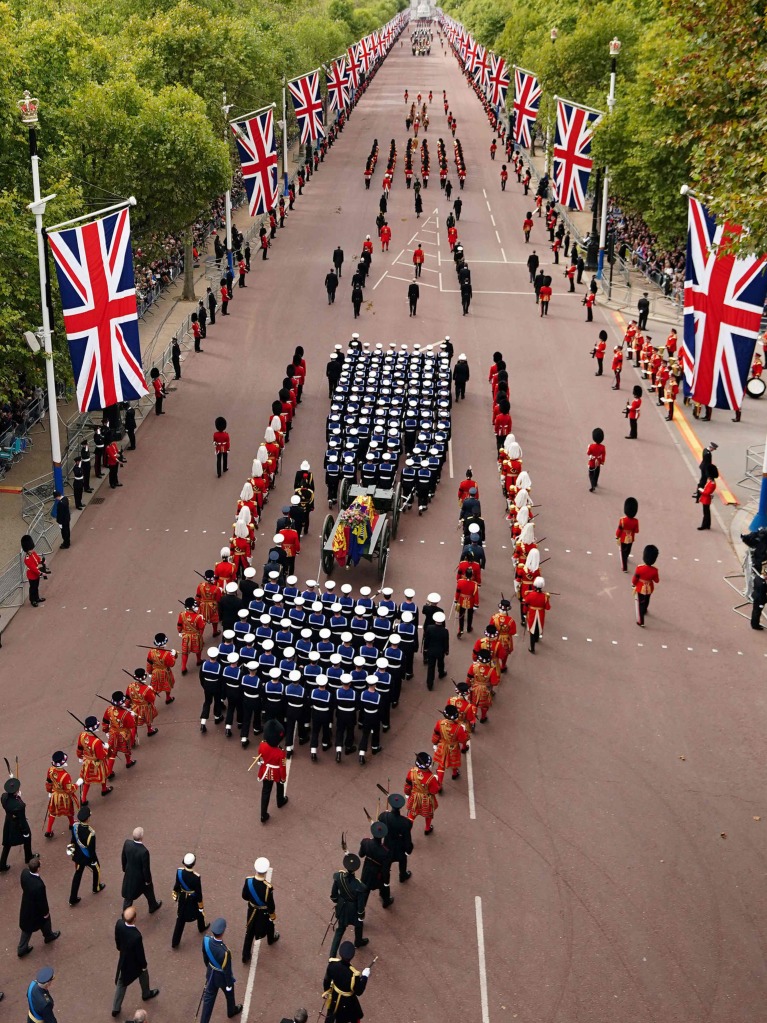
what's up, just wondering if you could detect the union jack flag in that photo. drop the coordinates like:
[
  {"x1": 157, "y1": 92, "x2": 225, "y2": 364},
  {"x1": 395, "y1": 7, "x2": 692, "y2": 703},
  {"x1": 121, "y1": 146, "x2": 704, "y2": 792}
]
[
  {"x1": 48, "y1": 207, "x2": 148, "y2": 413},
  {"x1": 230, "y1": 109, "x2": 278, "y2": 217},
  {"x1": 513, "y1": 67, "x2": 541, "y2": 147},
  {"x1": 552, "y1": 99, "x2": 601, "y2": 210},
  {"x1": 358, "y1": 35, "x2": 371, "y2": 72},
  {"x1": 326, "y1": 58, "x2": 350, "y2": 113},
  {"x1": 347, "y1": 44, "x2": 362, "y2": 90},
  {"x1": 488, "y1": 54, "x2": 509, "y2": 108},
  {"x1": 464, "y1": 35, "x2": 477, "y2": 70},
  {"x1": 288, "y1": 70, "x2": 324, "y2": 144},
  {"x1": 682, "y1": 196, "x2": 767, "y2": 410},
  {"x1": 472, "y1": 44, "x2": 490, "y2": 91}
]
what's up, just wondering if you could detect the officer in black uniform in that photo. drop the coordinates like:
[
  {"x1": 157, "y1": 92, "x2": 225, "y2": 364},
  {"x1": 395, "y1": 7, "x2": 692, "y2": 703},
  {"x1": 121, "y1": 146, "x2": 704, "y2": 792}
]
[
  {"x1": 69, "y1": 805, "x2": 106, "y2": 905},
  {"x1": 199, "y1": 646, "x2": 224, "y2": 733},
  {"x1": 0, "y1": 777, "x2": 34, "y2": 871},
  {"x1": 241, "y1": 856, "x2": 279, "y2": 962},
  {"x1": 358, "y1": 821, "x2": 393, "y2": 909},
  {"x1": 171, "y1": 852, "x2": 208, "y2": 948},
  {"x1": 423, "y1": 610, "x2": 449, "y2": 690},
  {"x1": 378, "y1": 792, "x2": 414, "y2": 882},
  {"x1": 323, "y1": 942, "x2": 371, "y2": 1023},
  {"x1": 199, "y1": 918, "x2": 242, "y2": 1023},
  {"x1": 328, "y1": 854, "x2": 368, "y2": 957}
]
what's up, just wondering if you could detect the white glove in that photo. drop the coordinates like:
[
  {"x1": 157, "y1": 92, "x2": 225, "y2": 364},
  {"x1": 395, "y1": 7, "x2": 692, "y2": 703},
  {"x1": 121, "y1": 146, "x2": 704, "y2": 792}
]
[
  {"x1": 178, "y1": 634, "x2": 183, "y2": 639},
  {"x1": 432, "y1": 745, "x2": 438, "y2": 752},
  {"x1": 362, "y1": 968, "x2": 371, "y2": 977},
  {"x1": 171, "y1": 649, "x2": 177, "y2": 657},
  {"x1": 225, "y1": 987, "x2": 233, "y2": 993},
  {"x1": 75, "y1": 778, "x2": 84, "y2": 786}
]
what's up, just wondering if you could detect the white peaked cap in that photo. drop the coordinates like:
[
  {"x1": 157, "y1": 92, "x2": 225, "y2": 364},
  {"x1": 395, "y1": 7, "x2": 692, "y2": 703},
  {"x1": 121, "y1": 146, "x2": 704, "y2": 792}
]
[
  {"x1": 525, "y1": 548, "x2": 540, "y2": 573},
  {"x1": 243, "y1": 567, "x2": 256, "y2": 579},
  {"x1": 183, "y1": 853, "x2": 196, "y2": 867},
  {"x1": 255, "y1": 857, "x2": 270, "y2": 874},
  {"x1": 225, "y1": 582, "x2": 238, "y2": 593}
]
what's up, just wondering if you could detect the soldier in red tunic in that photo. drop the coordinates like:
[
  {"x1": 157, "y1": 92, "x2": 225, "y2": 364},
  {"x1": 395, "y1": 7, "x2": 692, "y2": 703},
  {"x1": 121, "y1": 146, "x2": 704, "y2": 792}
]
[
  {"x1": 489, "y1": 597, "x2": 516, "y2": 672},
  {"x1": 146, "y1": 632, "x2": 177, "y2": 704},
  {"x1": 213, "y1": 417, "x2": 230, "y2": 478},
  {"x1": 21, "y1": 534, "x2": 49, "y2": 607},
  {"x1": 255, "y1": 719, "x2": 288, "y2": 824},
  {"x1": 178, "y1": 598, "x2": 206, "y2": 675},
  {"x1": 102, "y1": 692, "x2": 137, "y2": 774},
  {"x1": 196, "y1": 570, "x2": 222, "y2": 636},
  {"x1": 404, "y1": 752, "x2": 440, "y2": 835},
  {"x1": 457, "y1": 469, "x2": 478, "y2": 505},
  {"x1": 77, "y1": 716, "x2": 112, "y2": 804},
  {"x1": 126, "y1": 667, "x2": 159, "y2": 738},
  {"x1": 214, "y1": 547, "x2": 238, "y2": 590},
  {"x1": 466, "y1": 648, "x2": 498, "y2": 722},
  {"x1": 44, "y1": 751, "x2": 79, "y2": 838},
  {"x1": 611, "y1": 346, "x2": 624, "y2": 390},
  {"x1": 632, "y1": 544, "x2": 659, "y2": 627},
  {"x1": 277, "y1": 525, "x2": 301, "y2": 576},
  {"x1": 615, "y1": 497, "x2": 639, "y2": 572},
  {"x1": 523, "y1": 577, "x2": 551, "y2": 654},
  {"x1": 587, "y1": 427, "x2": 606, "y2": 492},
  {"x1": 431, "y1": 706, "x2": 470, "y2": 789},
  {"x1": 447, "y1": 682, "x2": 477, "y2": 749},
  {"x1": 455, "y1": 568, "x2": 479, "y2": 638}
]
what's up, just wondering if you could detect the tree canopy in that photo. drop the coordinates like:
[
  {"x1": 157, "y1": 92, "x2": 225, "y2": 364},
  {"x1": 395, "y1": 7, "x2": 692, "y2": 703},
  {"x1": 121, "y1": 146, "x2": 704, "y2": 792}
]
[{"x1": 0, "y1": 0, "x2": 406, "y2": 402}]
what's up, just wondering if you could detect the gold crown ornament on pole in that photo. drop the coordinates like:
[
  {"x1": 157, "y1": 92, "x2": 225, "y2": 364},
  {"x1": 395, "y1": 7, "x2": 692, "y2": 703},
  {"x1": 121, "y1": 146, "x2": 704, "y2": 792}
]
[{"x1": 18, "y1": 90, "x2": 39, "y2": 124}]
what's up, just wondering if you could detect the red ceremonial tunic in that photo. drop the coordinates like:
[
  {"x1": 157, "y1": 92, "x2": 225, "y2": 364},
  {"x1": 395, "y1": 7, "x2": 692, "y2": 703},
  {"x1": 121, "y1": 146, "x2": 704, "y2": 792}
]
[
  {"x1": 77, "y1": 732, "x2": 109, "y2": 785},
  {"x1": 127, "y1": 680, "x2": 158, "y2": 726},
  {"x1": 632, "y1": 564, "x2": 659, "y2": 595},
  {"x1": 404, "y1": 767, "x2": 440, "y2": 819},
  {"x1": 197, "y1": 581, "x2": 222, "y2": 625},
  {"x1": 455, "y1": 578, "x2": 479, "y2": 610},
  {"x1": 257, "y1": 742, "x2": 286, "y2": 782},
  {"x1": 524, "y1": 589, "x2": 550, "y2": 634},
  {"x1": 432, "y1": 718, "x2": 469, "y2": 771},
  {"x1": 616, "y1": 516, "x2": 639, "y2": 545},
  {"x1": 45, "y1": 766, "x2": 78, "y2": 818},
  {"x1": 466, "y1": 662, "x2": 498, "y2": 710},
  {"x1": 177, "y1": 610, "x2": 205, "y2": 655},
  {"x1": 147, "y1": 647, "x2": 177, "y2": 695},
  {"x1": 102, "y1": 706, "x2": 137, "y2": 755}
]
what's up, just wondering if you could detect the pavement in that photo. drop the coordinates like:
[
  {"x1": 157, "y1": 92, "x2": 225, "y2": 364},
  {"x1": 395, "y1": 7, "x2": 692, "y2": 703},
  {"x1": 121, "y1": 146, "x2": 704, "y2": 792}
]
[{"x1": 0, "y1": 32, "x2": 766, "y2": 1023}]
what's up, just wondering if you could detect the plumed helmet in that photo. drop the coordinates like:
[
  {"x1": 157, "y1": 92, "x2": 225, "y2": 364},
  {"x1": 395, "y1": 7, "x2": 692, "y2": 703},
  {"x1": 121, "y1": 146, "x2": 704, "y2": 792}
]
[
  {"x1": 624, "y1": 496, "x2": 639, "y2": 518},
  {"x1": 525, "y1": 548, "x2": 540, "y2": 573},
  {"x1": 519, "y1": 522, "x2": 535, "y2": 545},
  {"x1": 270, "y1": 416, "x2": 282, "y2": 433},
  {"x1": 251, "y1": 459, "x2": 263, "y2": 477},
  {"x1": 516, "y1": 471, "x2": 532, "y2": 490},
  {"x1": 643, "y1": 544, "x2": 659, "y2": 566},
  {"x1": 220, "y1": 547, "x2": 230, "y2": 558},
  {"x1": 534, "y1": 577, "x2": 545, "y2": 589},
  {"x1": 264, "y1": 427, "x2": 276, "y2": 443},
  {"x1": 215, "y1": 417, "x2": 227, "y2": 431},
  {"x1": 257, "y1": 445, "x2": 268, "y2": 464},
  {"x1": 415, "y1": 751, "x2": 433, "y2": 769},
  {"x1": 240, "y1": 482, "x2": 254, "y2": 501},
  {"x1": 262, "y1": 718, "x2": 285, "y2": 746},
  {"x1": 516, "y1": 506, "x2": 530, "y2": 528},
  {"x1": 238, "y1": 505, "x2": 252, "y2": 525},
  {"x1": 514, "y1": 489, "x2": 531, "y2": 510},
  {"x1": 592, "y1": 427, "x2": 604, "y2": 444}
]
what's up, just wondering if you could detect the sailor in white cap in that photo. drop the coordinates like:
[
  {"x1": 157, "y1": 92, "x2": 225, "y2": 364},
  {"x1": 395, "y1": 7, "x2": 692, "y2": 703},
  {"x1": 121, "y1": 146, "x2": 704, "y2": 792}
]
[
  {"x1": 172, "y1": 852, "x2": 208, "y2": 948},
  {"x1": 453, "y1": 353, "x2": 470, "y2": 400},
  {"x1": 241, "y1": 856, "x2": 278, "y2": 961}
]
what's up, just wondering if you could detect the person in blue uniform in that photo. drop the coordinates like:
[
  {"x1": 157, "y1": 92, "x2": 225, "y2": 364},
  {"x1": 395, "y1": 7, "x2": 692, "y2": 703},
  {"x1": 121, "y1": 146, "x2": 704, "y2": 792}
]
[
  {"x1": 200, "y1": 918, "x2": 242, "y2": 1023},
  {"x1": 26, "y1": 967, "x2": 56, "y2": 1023}
]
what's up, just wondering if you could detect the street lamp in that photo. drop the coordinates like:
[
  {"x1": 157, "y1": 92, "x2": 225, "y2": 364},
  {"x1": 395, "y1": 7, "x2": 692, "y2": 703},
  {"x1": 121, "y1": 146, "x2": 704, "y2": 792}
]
[
  {"x1": 596, "y1": 37, "x2": 621, "y2": 279},
  {"x1": 18, "y1": 90, "x2": 64, "y2": 498}
]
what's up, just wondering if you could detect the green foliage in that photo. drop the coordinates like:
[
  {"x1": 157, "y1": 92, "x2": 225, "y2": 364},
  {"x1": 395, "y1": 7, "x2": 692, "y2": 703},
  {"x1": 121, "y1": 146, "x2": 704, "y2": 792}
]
[{"x1": 0, "y1": 0, "x2": 393, "y2": 401}]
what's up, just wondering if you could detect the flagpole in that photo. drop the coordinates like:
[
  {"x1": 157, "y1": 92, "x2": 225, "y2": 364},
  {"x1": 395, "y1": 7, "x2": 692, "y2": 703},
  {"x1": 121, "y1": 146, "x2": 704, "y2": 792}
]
[
  {"x1": 597, "y1": 38, "x2": 621, "y2": 280},
  {"x1": 18, "y1": 91, "x2": 64, "y2": 499},
  {"x1": 281, "y1": 77, "x2": 289, "y2": 196},
  {"x1": 222, "y1": 88, "x2": 234, "y2": 277}
]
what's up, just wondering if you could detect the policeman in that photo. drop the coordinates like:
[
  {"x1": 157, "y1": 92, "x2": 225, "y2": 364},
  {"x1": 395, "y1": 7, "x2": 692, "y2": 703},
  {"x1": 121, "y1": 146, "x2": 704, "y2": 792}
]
[
  {"x1": 241, "y1": 856, "x2": 278, "y2": 962},
  {"x1": 328, "y1": 854, "x2": 368, "y2": 957},
  {"x1": 171, "y1": 853, "x2": 208, "y2": 948},
  {"x1": 358, "y1": 821, "x2": 394, "y2": 909},
  {"x1": 378, "y1": 793, "x2": 413, "y2": 882},
  {"x1": 68, "y1": 805, "x2": 106, "y2": 905},
  {"x1": 200, "y1": 918, "x2": 242, "y2": 1023}
]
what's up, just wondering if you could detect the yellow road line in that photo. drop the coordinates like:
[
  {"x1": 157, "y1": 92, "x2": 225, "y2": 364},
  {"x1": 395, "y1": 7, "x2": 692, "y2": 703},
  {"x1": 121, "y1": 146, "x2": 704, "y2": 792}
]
[{"x1": 611, "y1": 309, "x2": 738, "y2": 506}]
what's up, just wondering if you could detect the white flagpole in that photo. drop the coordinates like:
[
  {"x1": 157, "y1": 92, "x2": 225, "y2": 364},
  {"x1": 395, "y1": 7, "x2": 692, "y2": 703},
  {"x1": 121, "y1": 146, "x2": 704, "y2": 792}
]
[
  {"x1": 282, "y1": 78, "x2": 289, "y2": 196},
  {"x1": 223, "y1": 88, "x2": 233, "y2": 277}
]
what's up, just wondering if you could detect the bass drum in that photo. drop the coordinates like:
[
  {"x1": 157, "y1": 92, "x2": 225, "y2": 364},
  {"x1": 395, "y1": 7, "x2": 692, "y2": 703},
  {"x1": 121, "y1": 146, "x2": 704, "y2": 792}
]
[{"x1": 746, "y1": 376, "x2": 766, "y2": 399}]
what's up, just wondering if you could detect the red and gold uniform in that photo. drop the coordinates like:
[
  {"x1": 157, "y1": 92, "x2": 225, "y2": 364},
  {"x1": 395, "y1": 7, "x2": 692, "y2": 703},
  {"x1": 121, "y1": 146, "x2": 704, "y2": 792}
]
[
  {"x1": 177, "y1": 608, "x2": 206, "y2": 673},
  {"x1": 431, "y1": 715, "x2": 470, "y2": 786},
  {"x1": 196, "y1": 578, "x2": 222, "y2": 635},
  {"x1": 624, "y1": 322, "x2": 637, "y2": 347},
  {"x1": 404, "y1": 762, "x2": 440, "y2": 834},
  {"x1": 472, "y1": 634, "x2": 501, "y2": 675},
  {"x1": 127, "y1": 677, "x2": 158, "y2": 734},
  {"x1": 214, "y1": 557, "x2": 237, "y2": 590},
  {"x1": 454, "y1": 576, "x2": 479, "y2": 637},
  {"x1": 501, "y1": 459, "x2": 523, "y2": 494},
  {"x1": 457, "y1": 477, "x2": 478, "y2": 504},
  {"x1": 456, "y1": 559, "x2": 482, "y2": 585},
  {"x1": 466, "y1": 658, "x2": 498, "y2": 721},
  {"x1": 229, "y1": 528, "x2": 253, "y2": 575},
  {"x1": 616, "y1": 514, "x2": 639, "y2": 572},
  {"x1": 147, "y1": 645, "x2": 177, "y2": 701},
  {"x1": 102, "y1": 701, "x2": 137, "y2": 771},
  {"x1": 752, "y1": 355, "x2": 763, "y2": 378},
  {"x1": 515, "y1": 562, "x2": 539, "y2": 603},
  {"x1": 632, "y1": 561, "x2": 659, "y2": 626},
  {"x1": 256, "y1": 725, "x2": 288, "y2": 821},
  {"x1": 490, "y1": 609, "x2": 517, "y2": 669},
  {"x1": 362, "y1": 237, "x2": 374, "y2": 256},
  {"x1": 77, "y1": 726, "x2": 111, "y2": 803},
  {"x1": 279, "y1": 527, "x2": 301, "y2": 559},
  {"x1": 44, "y1": 760, "x2": 79, "y2": 836},
  {"x1": 665, "y1": 330, "x2": 677, "y2": 357},
  {"x1": 523, "y1": 588, "x2": 551, "y2": 637},
  {"x1": 447, "y1": 692, "x2": 477, "y2": 734}
]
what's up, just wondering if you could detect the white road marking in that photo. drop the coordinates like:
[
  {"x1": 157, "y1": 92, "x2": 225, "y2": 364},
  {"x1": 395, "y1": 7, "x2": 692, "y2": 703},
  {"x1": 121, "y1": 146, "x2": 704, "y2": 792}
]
[
  {"x1": 448, "y1": 439, "x2": 454, "y2": 479},
  {"x1": 494, "y1": 231, "x2": 501, "y2": 244},
  {"x1": 385, "y1": 273, "x2": 439, "y2": 288},
  {"x1": 475, "y1": 896, "x2": 491, "y2": 1023},
  {"x1": 482, "y1": 188, "x2": 487, "y2": 198},
  {"x1": 440, "y1": 288, "x2": 533, "y2": 296},
  {"x1": 490, "y1": 215, "x2": 496, "y2": 227},
  {"x1": 466, "y1": 745, "x2": 476, "y2": 819},
  {"x1": 241, "y1": 864, "x2": 274, "y2": 1022},
  {"x1": 500, "y1": 248, "x2": 507, "y2": 262},
  {"x1": 372, "y1": 271, "x2": 389, "y2": 291}
]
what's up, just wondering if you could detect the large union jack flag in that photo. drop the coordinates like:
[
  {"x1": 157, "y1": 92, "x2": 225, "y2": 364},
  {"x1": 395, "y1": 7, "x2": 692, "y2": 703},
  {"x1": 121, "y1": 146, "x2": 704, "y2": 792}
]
[
  {"x1": 357, "y1": 36, "x2": 371, "y2": 72},
  {"x1": 472, "y1": 44, "x2": 490, "y2": 91},
  {"x1": 288, "y1": 70, "x2": 324, "y2": 144},
  {"x1": 326, "y1": 58, "x2": 350, "y2": 113},
  {"x1": 513, "y1": 67, "x2": 541, "y2": 147},
  {"x1": 48, "y1": 207, "x2": 148, "y2": 413},
  {"x1": 347, "y1": 43, "x2": 362, "y2": 90},
  {"x1": 488, "y1": 54, "x2": 509, "y2": 108},
  {"x1": 552, "y1": 99, "x2": 601, "y2": 210},
  {"x1": 231, "y1": 109, "x2": 278, "y2": 217},
  {"x1": 682, "y1": 197, "x2": 767, "y2": 410},
  {"x1": 463, "y1": 35, "x2": 477, "y2": 71}
]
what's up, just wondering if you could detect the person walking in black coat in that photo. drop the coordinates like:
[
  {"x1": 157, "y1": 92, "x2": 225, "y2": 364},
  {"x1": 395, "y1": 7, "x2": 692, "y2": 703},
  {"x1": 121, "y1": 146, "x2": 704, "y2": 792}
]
[
  {"x1": 18, "y1": 857, "x2": 60, "y2": 956},
  {"x1": 112, "y1": 906, "x2": 159, "y2": 1016},
  {"x1": 423, "y1": 610, "x2": 449, "y2": 690},
  {"x1": 637, "y1": 291, "x2": 650, "y2": 330},
  {"x1": 124, "y1": 405, "x2": 137, "y2": 450},
  {"x1": 325, "y1": 269, "x2": 338, "y2": 305},
  {"x1": 453, "y1": 196, "x2": 463, "y2": 221},
  {"x1": 351, "y1": 283, "x2": 363, "y2": 318},
  {"x1": 197, "y1": 299, "x2": 207, "y2": 339},
  {"x1": 121, "y1": 827, "x2": 162, "y2": 913},
  {"x1": 378, "y1": 792, "x2": 413, "y2": 882},
  {"x1": 333, "y1": 246, "x2": 344, "y2": 278},
  {"x1": 461, "y1": 279, "x2": 472, "y2": 315},
  {"x1": 69, "y1": 805, "x2": 106, "y2": 905},
  {"x1": 527, "y1": 250, "x2": 539, "y2": 283},
  {"x1": 323, "y1": 942, "x2": 371, "y2": 1022},
  {"x1": 326, "y1": 354, "x2": 342, "y2": 397},
  {"x1": 71, "y1": 457, "x2": 85, "y2": 510},
  {"x1": 408, "y1": 279, "x2": 419, "y2": 316},
  {"x1": 329, "y1": 854, "x2": 368, "y2": 958},
  {"x1": 171, "y1": 853, "x2": 208, "y2": 948},
  {"x1": 54, "y1": 492, "x2": 71, "y2": 549},
  {"x1": 0, "y1": 777, "x2": 34, "y2": 871},
  {"x1": 453, "y1": 354, "x2": 470, "y2": 400}
]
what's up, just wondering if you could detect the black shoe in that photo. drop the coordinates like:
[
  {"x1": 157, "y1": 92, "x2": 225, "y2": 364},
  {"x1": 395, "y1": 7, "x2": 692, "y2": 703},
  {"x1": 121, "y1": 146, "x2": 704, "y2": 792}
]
[
  {"x1": 143, "y1": 989, "x2": 160, "y2": 1001},
  {"x1": 101, "y1": 786, "x2": 113, "y2": 796},
  {"x1": 149, "y1": 901, "x2": 163, "y2": 913},
  {"x1": 268, "y1": 932, "x2": 281, "y2": 945},
  {"x1": 382, "y1": 898, "x2": 394, "y2": 908},
  {"x1": 44, "y1": 831, "x2": 53, "y2": 839},
  {"x1": 200, "y1": 723, "x2": 207, "y2": 733},
  {"x1": 311, "y1": 752, "x2": 317, "y2": 762},
  {"x1": 112, "y1": 1011, "x2": 120, "y2": 1018},
  {"x1": 752, "y1": 624, "x2": 765, "y2": 630},
  {"x1": 85, "y1": 488, "x2": 94, "y2": 493},
  {"x1": 355, "y1": 938, "x2": 370, "y2": 948},
  {"x1": 372, "y1": 746, "x2": 382, "y2": 755},
  {"x1": 400, "y1": 870, "x2": 412, "y2": 882},
  {"x1": 125, "y1": 760, "x2": 137, "y2": 769},
  {"x1": 261, "y1": 813, "x2": 270, "y2": 823},
  {"x1": 322, "y1": 743, "x2": 330, "y2": 751},
  {"x1": 44, "y1": 931, "x2": 60, "y2": 944},
  {"x1": 242, "y1": 954, "x2": 251, "y2": 964},
  {"x1": 277, "y1": 797, "x2": 289, "y2": 809},
  {"x1": 69, "y1": 897, "x2": 81, "y2": 905},
  {"x1": 336, "y1": 751, "x2": 342, "y2": 762},
  {"x1": 18, "y1": 946, "x2": 33, "y2": 957},
  {"x1": 344, "y1": 746, "x2": 357, "y2": 755},
  {"x1": 95, "y1": 883, "x2": 106, "y2": 893},
  {"x1": 228, "y1": 1007, "x2": 243, "y2": 1018}
]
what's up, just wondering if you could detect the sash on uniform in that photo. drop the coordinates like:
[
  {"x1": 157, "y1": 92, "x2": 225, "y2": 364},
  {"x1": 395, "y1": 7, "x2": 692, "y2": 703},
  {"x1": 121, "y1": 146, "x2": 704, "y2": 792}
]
[
  {"x1": 176, "y1": 868, "x2": 193, "y2": 893},
  {"x1": 72, "y1": 823, "x2": 92, "y2": 860},
  {"x1": 246, "y1": 877, "x2": 267, "y2": 908}
]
